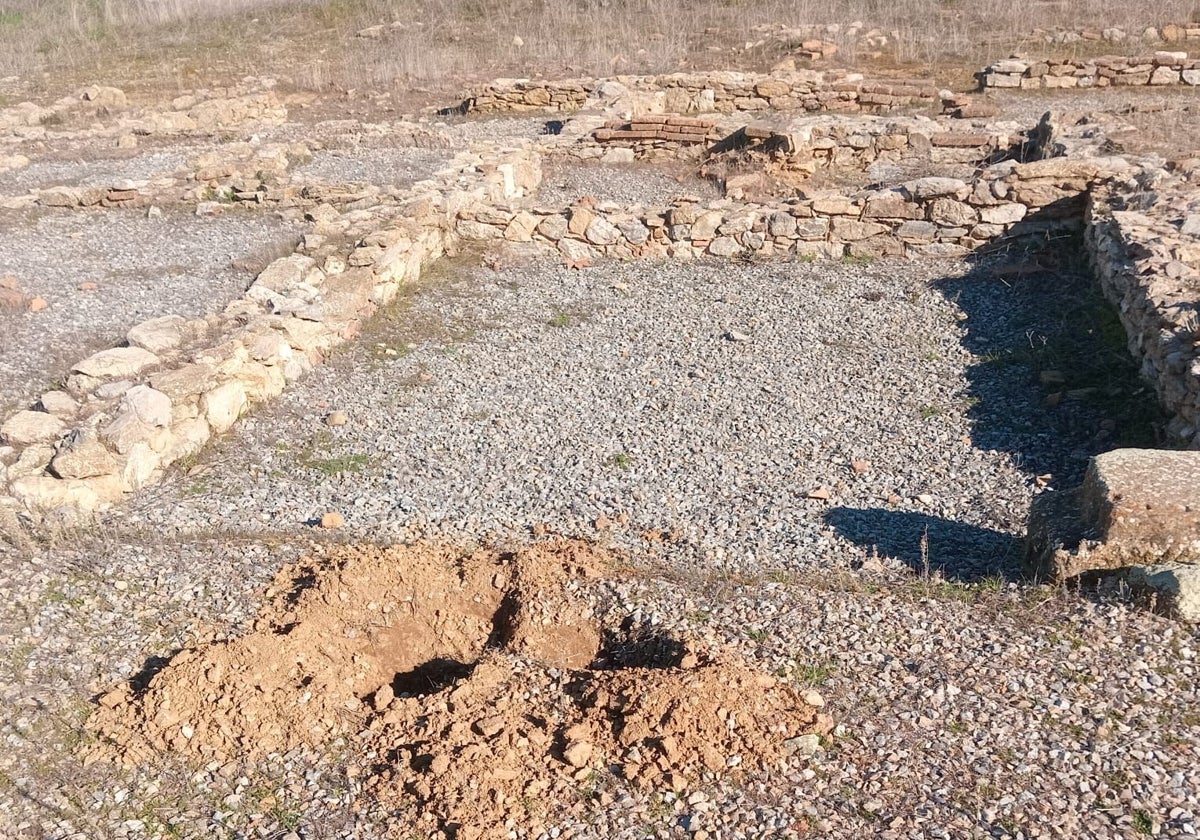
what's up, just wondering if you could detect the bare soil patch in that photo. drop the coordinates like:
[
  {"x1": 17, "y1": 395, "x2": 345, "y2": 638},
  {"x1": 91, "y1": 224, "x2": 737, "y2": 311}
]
[{"x1": 86, "y1": 539, "x2": 820, "y2": 839}]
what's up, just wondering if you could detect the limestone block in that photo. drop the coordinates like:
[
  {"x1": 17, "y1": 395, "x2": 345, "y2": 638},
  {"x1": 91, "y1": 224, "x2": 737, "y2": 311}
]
[
  {"x1": 689, "y1": 211, "x2": 724, "y2": 240},
  {"x1": 617, "y1": 218, "x2": 651, "y2": 245},
  {"x1": 1150, "y1": 66, "x2": 1181, "y2": 85},
  {"x1": 100, "y1": 410, "x2": 169, "y2": 455},
  {"x1": 49, "y1": 436, "x2": 119, "y2": 480},
  {"x1": 149, "y1": 363, "x2": 218, "y2": 401},
  {"x1": 121, "y1": 441, "x2": 161, "y2": 490},
  {"x1": 810, "y1": 197, "x2": 858, "y2": 215},
  {"x1": 536, "y1": 215, "x2": 569, "y2": 241},
  {"x1": 863, "y1": 196, "x2": 924, "y2": 220},
  {"x1": 768, "y1": 212, "x2": 797, "y2": 237},
  {"x1": 73, "y1": 347, "x2": 159, "y2": 380},
  {"x1": 830, "y1": 218, "x2": 887, "y2": 241},
  {"x1": 256, "y1": 254, "x2": 317, "y2": 293},
  {"x1": 585, "y1": 217, "x2": 622, "y2": 246},
  {"x1": 201, "y1": 381, "x2": 248, "y2": 434},
  {"x1": 1, "y1": 411, "x2": 66, "y2": 445},
  {"x1": 10, "y1": 474, "x2": 123, "y2": 514},
  {"x1": 161, "y1": 417, "x2": 211, "y2": 465},
  {"x1": 122, "y1": 385, "x2": 172, "y2": 427},
  {"x1": 456, "y1": 218, "x2": 499, "y2": 240},
  {"x1": 795, "y1": 218, "x2": 830, "y2": 240},
  {"x1": 38, "y1": 391, "x2": 79, "y2": 420},
  {"x1": 903, "y1": 177, "x2": 968, "y2": 201},
  {"x1": 567, "y1": 207, "x2": 594, "y2": 236},
  {"x1": 896, "y1": 220, "x2": 937, "y2": 242},
  {"x1": 979, "y1": 203, "x2": 1028, "y2": 225},
  {"x1": 557, "y1": 238, "x2": 596, "y2": 263},
  {"x1": 1026, "y1": 449, "x2": 1200, "y2": 581},
  {"x1": 928, "y1": 198, "x2": 978, "y2": 227},
  {"x1": 708, "y1": 237, "x2": 742, "y2": 256},
  {"x1": 128, "y1": 315, "x2": 189, "y2": 354}
]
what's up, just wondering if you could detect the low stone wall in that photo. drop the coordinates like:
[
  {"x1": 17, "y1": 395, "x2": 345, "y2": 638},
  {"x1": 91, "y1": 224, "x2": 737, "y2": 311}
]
[
  {"x1": 2, "y1": 122, "x2": 452, "y2": 213},
  {"x1": 554, "y1": 113, "x2": 1026, "y2": 179},
  {"x1": 590, "y1": 115, "x2": 723, "y2": 159},
  {"x1": 0, "y1": 148, "x2": 541, "y2": 521},
  {"x1": 465, "y1": 70, "x2": 936, "y2": 116},
  {"x1": 1087, "y1": 172, "x2": 1200, "y2": 449},
  {"x1": 981, "y1": 52, "x2": 1200, "y2": 89},
  {"x1": 1023, "y1": 23, "x2": 1200, "y2": 46},
  {"x1": 458, "y1": 155, "x2": 1126, "y2": 262},
  {"x1": 714, "y1": 118, "x2": 1024, "y2": 175},
  {"x1": 0, "y1": 85, "x2": 285, "y2": 142}
]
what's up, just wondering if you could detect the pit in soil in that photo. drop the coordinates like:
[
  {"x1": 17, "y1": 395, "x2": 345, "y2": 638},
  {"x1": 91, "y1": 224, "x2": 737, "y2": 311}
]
[{"x1": 86, "y1": 539, "x2": 822, "y2": 839}]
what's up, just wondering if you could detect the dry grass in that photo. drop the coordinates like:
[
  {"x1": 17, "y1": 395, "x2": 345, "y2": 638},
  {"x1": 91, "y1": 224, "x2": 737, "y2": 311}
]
[{"x1": 1, "y1": 0, "x2": 1199, "y2": 94}]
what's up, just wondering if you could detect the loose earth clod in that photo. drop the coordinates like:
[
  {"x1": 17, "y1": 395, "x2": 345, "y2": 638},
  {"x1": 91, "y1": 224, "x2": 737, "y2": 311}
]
[{"x1": 85, "y1": 539, "x2": 822, "y2": 838}]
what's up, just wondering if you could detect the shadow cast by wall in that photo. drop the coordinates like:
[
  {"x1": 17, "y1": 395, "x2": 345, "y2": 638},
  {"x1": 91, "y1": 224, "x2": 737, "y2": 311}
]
[
  {"x1": 824, "y1": 506, "x2": 1024, "y2": 582},
  {"x1": 931, "y1": 225, "x2": 1165, "y2": 488}
]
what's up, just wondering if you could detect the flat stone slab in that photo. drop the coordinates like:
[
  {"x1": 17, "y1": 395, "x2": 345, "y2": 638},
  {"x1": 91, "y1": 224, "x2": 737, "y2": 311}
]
[
  {"x1": 72, "y1": 346, "x2": 160, "y2": 380},
  {"x1": 1081, "y1": 449, "x2": 1200, "y2": 550},
  {"x1": 1026, "y1": 448, "x2": 1200, "y2": 620}
]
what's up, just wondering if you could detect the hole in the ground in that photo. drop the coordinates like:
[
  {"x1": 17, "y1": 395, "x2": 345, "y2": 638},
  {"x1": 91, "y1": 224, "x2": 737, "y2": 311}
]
[
  {"x1": 589, "y1": 618, "x2": 687, "y2": 671},
  {"x1": 391, "y1": 657, "x2": 477, "y2": 697}
]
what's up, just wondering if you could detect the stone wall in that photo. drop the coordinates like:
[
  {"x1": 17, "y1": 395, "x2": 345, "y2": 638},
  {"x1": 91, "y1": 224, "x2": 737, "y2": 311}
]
[
  {"x1": 712, "y1": 118, "x2": 1024, "y2": 175},
  {"x1": 554, "y1": 112, "x2": 1026, "y2": 179},
  {"x1": 0, "y1": 147, "x2": 541, "y2": 521},
  {"x1": 982, "y1": 52, "x2": 1200, "y2": 89},
  {"x1": 1023, "y1": 23, "x2": 1200, "y2": 46},
  {"x1": 1, "y1": 123, "x2": 450, "y2": 213},
  {"x1": 590, "y1": 115, "x2": 723, "y2": 160},
  {"x1": 1087, "y1": 171, "x2": 1200, "y2": 449},
  {"x1": 464, "y1": 70, "x2": 936, "y2": 116},
  {"x1": 458, "y1": 155, "x2": 1127, "y2": 261}
]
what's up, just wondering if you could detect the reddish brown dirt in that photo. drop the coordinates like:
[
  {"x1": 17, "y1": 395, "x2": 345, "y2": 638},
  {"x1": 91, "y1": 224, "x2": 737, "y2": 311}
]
[{"x1": 86, "y1": 539, "x2": 820, "y2": 839}]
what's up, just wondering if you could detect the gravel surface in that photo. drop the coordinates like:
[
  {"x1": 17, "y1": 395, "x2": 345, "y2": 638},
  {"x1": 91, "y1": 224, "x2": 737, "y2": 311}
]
[
  {"x1": 442, "y1": 114, "x2": 556, "y2": 148},
  {"x1": 0, "y1": 149, "x2": 188, "y2": 194},
  {"x1": 0, "y1": 79, "x2": 1196, "y2": 840},
  {"x1": 118, "y1": 252, "x2": 1136, "y2": 583},
  {"x1": 292, "y1": 147, "x2": 452, "y2": 187},
  {"x1": 0, "y1": 206, "x2": 299, "y2": 413},
  {"x1": 537, "y1": 160, "x2": 718, "y2": 208},
  {"x1": 1, "y1": 529, "x2": 1196, "y2": 839}
]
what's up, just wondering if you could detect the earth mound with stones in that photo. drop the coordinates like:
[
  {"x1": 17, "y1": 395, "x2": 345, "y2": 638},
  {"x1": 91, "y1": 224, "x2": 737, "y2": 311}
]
[{"x1": 86, "y1": 540, "x2": 823, "y2": 838}]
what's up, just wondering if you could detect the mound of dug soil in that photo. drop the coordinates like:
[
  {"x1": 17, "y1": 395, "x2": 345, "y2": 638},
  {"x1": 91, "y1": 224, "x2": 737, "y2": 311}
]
[{"x1": 87, "y1": 540, "x2": 821, "y2": 838}]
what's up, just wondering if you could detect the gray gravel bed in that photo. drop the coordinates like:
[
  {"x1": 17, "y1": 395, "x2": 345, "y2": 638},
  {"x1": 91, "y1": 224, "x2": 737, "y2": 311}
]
[
  {"x1": 0, "y1": 531, "x2": 1195, "y2": 839},
  {"x1": 292, "y1": 146, "x2": 453, "y2": 187},
  {"x1": 0, "y1": 207, "x2": 299, "y2": 413},
  {"x1": 537, "y1": 160, "x2": 718, "y2": 208},
  {"x1": 442, "y1": 114, "x2": 556, "y2": 148},
  {"x1": 118, "y1": 252, "x2": 1131, "y2": 582},
  {"x1": 0, "y1": 251, "x2": 1193, "y2": 839},
  {"x1": 0, "y1": 149, "x2": 189, "y2": 194}
]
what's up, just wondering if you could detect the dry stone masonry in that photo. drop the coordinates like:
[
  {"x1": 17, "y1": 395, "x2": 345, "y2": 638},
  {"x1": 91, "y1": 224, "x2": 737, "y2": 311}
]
[
  {"x1": 1087, "y1": 169, "x2": 1200, "y2": 449},
  {"x1": 0, "y1": 144, "x2": 539, "y2": 523},
  {"x1": 2, "y1": 69, "x2": 1199, "y2": 620},
  {"x1": 456, "y1": 152, "x2": 1127, "y2": 262},
  {"x1": 981, "y1": 52, "x2": 1200, "y2": 89},
  {"x1": 462, "y1": 70, "x2": 935, "y2": 116}
]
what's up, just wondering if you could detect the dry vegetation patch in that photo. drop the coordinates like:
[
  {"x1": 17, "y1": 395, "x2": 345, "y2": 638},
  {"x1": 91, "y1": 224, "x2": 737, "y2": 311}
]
[
  {"x1": 85, "y1": 539, "x2": 821, "y2": 838},
  {"x1": 4, "y1": 1, "x2": 1200, "y2": 94}
]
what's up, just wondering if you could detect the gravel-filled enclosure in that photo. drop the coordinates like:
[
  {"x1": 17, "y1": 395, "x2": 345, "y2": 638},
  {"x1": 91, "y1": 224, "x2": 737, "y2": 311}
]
[{"x1": 118, "y1": 245, "x2": 1155, "y2": 582}]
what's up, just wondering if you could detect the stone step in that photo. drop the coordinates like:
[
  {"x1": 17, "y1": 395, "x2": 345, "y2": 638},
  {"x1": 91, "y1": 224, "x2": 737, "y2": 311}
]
[{"x1": 1025, "y1": 448, "x2": 1200, "y2": 620}]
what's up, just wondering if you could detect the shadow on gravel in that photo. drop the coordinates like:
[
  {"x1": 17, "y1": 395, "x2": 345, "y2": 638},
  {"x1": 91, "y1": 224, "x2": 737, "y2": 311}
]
[
  {"x1": 933, "y1": 230, "x2": 1165, "y2": 488},
  {"x1": 824, "y1": 507, "x2": 1023, "y2": 582}
]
